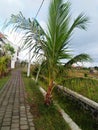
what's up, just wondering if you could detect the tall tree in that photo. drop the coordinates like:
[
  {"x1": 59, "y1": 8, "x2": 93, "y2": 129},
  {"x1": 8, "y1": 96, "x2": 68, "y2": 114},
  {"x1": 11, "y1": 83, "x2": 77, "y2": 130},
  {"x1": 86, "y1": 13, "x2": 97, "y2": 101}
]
[{"x1": 4, "y1": 43, "x2": 15, "y2": 56}]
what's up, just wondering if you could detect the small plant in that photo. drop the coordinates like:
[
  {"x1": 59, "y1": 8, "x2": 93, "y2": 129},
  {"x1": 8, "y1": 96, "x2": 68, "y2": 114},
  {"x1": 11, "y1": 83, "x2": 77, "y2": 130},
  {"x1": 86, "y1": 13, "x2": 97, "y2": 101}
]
[{"x1": 84, "y1": 73, "x2": 88, "y2": 77}]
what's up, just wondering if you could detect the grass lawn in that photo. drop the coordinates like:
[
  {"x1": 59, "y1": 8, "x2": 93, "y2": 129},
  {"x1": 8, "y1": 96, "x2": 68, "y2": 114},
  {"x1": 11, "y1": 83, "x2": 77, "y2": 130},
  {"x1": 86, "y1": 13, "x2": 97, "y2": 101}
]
[
  {"x1": 23, "y1": 76, "x2": 71, "y2": 130},
  {"x1": 39, "y1": 80, "x2": 98, "y2": 130},
  {"x1": 60, "y1": 77, "x2": 98, "y2": 102},
  {"x1": 0, "y1": 75, "x2": 10, "y2": 90},
  {"x1": 39, "y1": 73, "x2": 98, "y2": 103},
  {"x1": 55, "y1": 68, "x2": 98, "y2": 102}
]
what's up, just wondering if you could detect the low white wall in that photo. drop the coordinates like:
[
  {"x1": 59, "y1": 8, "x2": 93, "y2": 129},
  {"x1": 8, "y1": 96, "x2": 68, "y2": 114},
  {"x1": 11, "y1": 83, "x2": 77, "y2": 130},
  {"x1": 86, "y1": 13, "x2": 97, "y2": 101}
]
[{"x1": 57, "y1": 85, "x2": 98, "y2": 121}]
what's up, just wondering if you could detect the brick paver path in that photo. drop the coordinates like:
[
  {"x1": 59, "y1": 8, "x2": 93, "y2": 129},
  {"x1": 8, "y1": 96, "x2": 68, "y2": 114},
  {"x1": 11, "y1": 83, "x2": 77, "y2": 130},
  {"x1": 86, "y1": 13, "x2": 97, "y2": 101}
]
[{"x1": 0, "y1": 69, "x2": 35, "y2": 130}]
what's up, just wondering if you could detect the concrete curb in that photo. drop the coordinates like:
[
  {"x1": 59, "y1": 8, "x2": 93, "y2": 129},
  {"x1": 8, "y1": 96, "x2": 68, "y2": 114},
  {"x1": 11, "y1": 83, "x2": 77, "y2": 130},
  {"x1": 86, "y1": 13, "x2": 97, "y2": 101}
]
[{"x1": 57, "y1": 85, "x2": 98, "y2": 110}]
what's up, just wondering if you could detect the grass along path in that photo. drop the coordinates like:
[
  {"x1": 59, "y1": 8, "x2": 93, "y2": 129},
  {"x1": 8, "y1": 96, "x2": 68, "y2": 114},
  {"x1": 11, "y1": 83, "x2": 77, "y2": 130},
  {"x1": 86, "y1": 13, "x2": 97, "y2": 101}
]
[
  {"x1": 39, "y1": 80, "x2": 98, "y2": 130},
  {"x1": 53, "y1": 88, "x2": 98, "y2": 130},
  {"x1": 23, "y1": 76, "x2": 71, "y2": 130},
  {"x1": 39, "y1": 87, "x2": 81, "y2": 130},
  {"x1": 0, "y1": 75, "x2": 10, "y2": 90}
]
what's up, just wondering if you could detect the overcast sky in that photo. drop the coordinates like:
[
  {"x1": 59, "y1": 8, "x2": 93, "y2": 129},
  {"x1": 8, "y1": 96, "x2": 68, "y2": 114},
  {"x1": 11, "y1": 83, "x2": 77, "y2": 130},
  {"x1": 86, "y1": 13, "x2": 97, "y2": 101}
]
[{"x1": 0, "y1": 0, "x2": 98, "y2": 67}]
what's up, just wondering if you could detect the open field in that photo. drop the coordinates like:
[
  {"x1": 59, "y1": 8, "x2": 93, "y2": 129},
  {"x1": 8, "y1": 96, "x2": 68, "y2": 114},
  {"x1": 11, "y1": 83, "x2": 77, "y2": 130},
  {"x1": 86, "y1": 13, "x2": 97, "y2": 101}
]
[
  {"x1": 60, "y1": 77, "x2": 98, "y2": 102},
  {"x1": 55, "y1": 68, "x2": 98, "y2": 102}
]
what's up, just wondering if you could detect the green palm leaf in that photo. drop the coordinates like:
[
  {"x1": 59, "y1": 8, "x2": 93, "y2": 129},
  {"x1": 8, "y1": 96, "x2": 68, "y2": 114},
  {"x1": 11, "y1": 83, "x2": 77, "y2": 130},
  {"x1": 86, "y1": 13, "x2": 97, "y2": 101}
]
[{"x1": 65, "y1": 53, "x2": 92, "y2": 67}]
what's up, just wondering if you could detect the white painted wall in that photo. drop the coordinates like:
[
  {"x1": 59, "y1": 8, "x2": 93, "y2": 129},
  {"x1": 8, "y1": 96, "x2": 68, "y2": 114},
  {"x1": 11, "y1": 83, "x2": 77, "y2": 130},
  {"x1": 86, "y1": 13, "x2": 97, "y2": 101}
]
[{"x1": 11, "y1": 46, "x2": 19, "y2": 69}]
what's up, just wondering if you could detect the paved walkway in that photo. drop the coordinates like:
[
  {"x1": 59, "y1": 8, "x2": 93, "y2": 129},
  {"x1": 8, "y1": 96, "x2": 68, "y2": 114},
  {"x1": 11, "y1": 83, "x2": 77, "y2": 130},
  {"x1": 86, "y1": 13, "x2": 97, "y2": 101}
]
[{"x1": 0, "y1": 69, "x2": 35, "y2": 130}]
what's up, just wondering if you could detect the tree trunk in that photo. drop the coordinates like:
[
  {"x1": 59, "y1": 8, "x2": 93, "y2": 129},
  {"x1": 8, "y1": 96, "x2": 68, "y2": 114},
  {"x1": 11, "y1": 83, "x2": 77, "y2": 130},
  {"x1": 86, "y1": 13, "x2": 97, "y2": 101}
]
[{"x1": 45, "y1": 79, "x2": 54, "y2": 106}]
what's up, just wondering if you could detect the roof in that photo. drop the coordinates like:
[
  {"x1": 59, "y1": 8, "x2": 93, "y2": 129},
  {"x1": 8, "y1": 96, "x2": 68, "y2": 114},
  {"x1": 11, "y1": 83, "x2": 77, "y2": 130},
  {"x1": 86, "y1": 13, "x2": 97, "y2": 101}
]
[{"x1": 0, "y1": 33, "x2": 5, "y2": 38}]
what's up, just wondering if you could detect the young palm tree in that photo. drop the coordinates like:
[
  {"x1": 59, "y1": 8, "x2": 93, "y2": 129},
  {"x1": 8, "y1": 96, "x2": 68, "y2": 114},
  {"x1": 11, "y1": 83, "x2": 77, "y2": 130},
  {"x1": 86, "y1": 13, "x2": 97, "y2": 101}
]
[
  {"x1": 37, "y1": 0, "x2": 90, "y2": 105},
  {"x1": 5, "y1": 0, "x2": 91, "y2": 105}
]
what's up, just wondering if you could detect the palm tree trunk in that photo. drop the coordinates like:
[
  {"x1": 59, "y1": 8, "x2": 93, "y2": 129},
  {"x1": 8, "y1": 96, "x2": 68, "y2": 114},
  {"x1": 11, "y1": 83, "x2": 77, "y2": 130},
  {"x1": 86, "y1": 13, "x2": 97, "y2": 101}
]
[{"x1": 45, "y1": 79, "x2": 54, "y2": 106}]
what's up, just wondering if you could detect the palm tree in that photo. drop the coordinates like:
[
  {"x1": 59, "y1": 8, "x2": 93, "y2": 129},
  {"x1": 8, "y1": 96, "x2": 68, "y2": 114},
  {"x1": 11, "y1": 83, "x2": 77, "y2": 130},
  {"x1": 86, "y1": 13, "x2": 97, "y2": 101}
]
[
  {"x1": 5, "y1": 0, "x2": 91, "y2": 105},
  {"x1": 4, "y1": 11, "x2": 44, "y2": 77},
  {"x1": 36, "y1": 0, "x2": 90, "y2": 105}
]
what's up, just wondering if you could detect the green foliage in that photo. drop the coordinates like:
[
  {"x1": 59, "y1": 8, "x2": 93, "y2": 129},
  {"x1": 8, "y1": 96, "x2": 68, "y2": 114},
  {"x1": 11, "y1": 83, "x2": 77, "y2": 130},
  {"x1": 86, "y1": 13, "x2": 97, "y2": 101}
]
[
  {"x1": 61, "y1": 77, "x2": 98, "y2": 102},
  {"x1": 35, "y1": 0, "x2": 90, "y2": 82},
  {"x1": 5, "y1": 0, "x2": 91, "y2": 105},
  {"x1": 0, "y1": 43, "x2": 15, "y2": 57},
  {"x1": 4, "y1": 11, "x2": 44, "y2": 52},
  {"x1": 38, "y1": 78, "x2": 98, "y2": 130},
  {"x1": 4, "y1": 43, "x2": 15, "y2": 55},
  {"x1": 0, "y1": 56, "x2": 10, "y2": 77},
  {"x1": 21, "y1": 60, "x2": 28, "y2": 67},
  {"x1": 53, "y1": 88, "x2": 98, "y2": 130},
  {"x1": 23, "y1": 75, "x2": 71, "y2": 130},
  {"x1": 0, "y1": 75, "x2": 10, "y2": 90},
  {"x1": 5, "y1": 0, "x2": 90, "y2": 81},
  {"x1": 65, "y1": 53, "x2": 92, "y2": 67},
  {"x1": 84, "y1": 73, "x2": 88, "y2": 77},
  {"x1": 30, "y1": 64, "x2": 39, "y2": 77},
  {"x1": 94, "y1": 66, "x2": 98, "y2": 70}
]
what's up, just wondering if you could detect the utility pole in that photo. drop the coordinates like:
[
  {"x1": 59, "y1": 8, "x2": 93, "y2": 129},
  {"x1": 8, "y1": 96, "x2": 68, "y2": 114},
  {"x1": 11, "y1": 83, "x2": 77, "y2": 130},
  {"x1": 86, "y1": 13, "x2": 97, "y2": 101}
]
[
  {"x1": 27, "y1": 47, "x2": 31, "y2": 77},
  {"x1": 35, "y1": 63, "x2": 41, "y2": 83},
  {"x1": 27, "y1": 0, "x2": 45, "y2": 77}
]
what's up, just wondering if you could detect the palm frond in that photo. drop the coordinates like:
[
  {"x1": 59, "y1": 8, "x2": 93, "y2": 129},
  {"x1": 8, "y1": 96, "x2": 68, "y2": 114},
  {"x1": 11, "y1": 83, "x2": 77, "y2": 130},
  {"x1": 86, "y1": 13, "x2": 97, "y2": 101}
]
[
  {"x1": 4, "y1": 11, "x2": 45, "y2": 57},
  {"x1": 45, "y1": 1, "x2": 71, "y2": 63},
  {"x1": 65, "y1": 53, "x2": 92, "y2": 67},
  {"x1": 68, "y1": 13, "x2": 89, "y2": 35}
]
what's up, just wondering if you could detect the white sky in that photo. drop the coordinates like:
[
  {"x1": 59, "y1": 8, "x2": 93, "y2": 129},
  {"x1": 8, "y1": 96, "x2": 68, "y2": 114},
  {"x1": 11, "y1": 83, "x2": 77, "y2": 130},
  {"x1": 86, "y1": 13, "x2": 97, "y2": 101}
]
[{"x1": 0, "y1": 0, "x2": 98, "y2": 67}]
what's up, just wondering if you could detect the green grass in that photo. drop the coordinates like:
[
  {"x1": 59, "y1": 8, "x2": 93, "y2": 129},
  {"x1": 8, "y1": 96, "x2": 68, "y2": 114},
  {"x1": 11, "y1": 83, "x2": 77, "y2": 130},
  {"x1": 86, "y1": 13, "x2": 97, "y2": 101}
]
[
  {"x1": 0, "y1": 75, "x2": 10, "y2": 90},
  {"x1": 23, "y1": 76, "x2": 71, "y2": 130},
  {"x1": 60, "y1": 77, "x2": 98, "y2": 102},
  {"x1": 53, "y1": 88, "x2": 98, "y2": 130},
  {"x1": 39, "y1": 80, "x2": 98, "y2": 130}
]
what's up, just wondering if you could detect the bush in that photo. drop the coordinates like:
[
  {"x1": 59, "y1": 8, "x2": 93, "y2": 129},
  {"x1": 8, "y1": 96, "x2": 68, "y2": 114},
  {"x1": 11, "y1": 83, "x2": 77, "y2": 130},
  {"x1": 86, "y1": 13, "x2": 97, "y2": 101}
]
[{"x1": 84, "y1": 73, "x2": 88, "y2": 77}]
